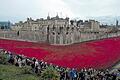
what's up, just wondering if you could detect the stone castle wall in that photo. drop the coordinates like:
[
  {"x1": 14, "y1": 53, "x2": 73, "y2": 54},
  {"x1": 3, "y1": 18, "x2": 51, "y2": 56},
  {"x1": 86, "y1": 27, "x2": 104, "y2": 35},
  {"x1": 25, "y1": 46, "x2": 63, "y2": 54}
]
[
  {"x1": 0, "y1": 30, "x2": 120, "y2": 45},
  {"x1": 1, "y1": 16, "x2": 120, "y2": 45}
]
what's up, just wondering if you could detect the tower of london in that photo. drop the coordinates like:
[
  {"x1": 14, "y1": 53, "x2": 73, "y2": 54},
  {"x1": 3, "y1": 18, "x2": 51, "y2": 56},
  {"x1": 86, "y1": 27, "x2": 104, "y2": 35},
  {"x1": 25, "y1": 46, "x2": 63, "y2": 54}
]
[{"x1": 0, "y1": 15, "x2": 117, "y2": 45}]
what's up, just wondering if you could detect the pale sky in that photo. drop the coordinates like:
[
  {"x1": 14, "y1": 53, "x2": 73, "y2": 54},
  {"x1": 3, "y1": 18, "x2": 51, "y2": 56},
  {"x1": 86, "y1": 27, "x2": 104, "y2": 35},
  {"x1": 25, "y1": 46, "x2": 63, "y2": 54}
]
[{"x1": 0, "y1": 0, "x2": 119, "y2": 22}]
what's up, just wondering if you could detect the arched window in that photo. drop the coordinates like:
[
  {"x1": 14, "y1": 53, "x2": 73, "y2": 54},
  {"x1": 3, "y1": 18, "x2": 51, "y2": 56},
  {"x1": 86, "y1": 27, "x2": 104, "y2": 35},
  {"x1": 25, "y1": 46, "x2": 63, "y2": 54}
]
[
  {"x1": 52, "y1": 32, "x2": 55, "y2": 35},
  {"x1": 66, "y1": 32, "x2": 68, "y2": 35}
]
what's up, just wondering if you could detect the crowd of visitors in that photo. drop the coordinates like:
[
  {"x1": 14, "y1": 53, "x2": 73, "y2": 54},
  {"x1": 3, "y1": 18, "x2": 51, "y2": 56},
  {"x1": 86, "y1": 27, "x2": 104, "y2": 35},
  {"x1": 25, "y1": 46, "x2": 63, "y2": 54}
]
[{"x1": 0, "y1": 48, "x2": 120, "y2": 80}]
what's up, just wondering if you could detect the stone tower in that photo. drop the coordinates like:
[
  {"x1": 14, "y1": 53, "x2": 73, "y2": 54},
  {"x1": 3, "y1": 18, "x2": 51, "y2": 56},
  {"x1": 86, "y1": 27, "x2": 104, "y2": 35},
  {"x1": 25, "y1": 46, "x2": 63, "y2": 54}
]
[{"x1": 116, "y1": 20, "x2": 119, "y2": 27}]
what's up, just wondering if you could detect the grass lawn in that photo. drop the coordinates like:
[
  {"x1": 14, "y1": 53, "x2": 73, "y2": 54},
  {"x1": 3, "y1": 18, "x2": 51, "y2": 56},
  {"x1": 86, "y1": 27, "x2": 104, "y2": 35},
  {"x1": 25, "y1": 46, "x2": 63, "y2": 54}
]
[{"x1": 0, "y1": 64, "x2": 40, "y2": 80}]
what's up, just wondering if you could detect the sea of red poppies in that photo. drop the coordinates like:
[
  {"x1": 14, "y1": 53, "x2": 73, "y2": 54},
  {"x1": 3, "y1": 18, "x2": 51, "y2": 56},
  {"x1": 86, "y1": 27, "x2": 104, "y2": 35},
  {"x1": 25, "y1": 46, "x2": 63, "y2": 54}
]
[{"x1": 0, "y1": 37, "x2": 120, "y2": 70}]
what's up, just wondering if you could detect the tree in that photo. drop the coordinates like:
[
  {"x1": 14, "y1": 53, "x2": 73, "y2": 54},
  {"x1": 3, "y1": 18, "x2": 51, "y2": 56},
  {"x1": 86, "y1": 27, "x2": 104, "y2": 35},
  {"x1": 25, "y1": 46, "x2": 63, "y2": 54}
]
[
  {"x1": 41, "y1": 66, "x2": 60, "y2": 80},
  {"x1": 1, "y1": 26, "x2": 5, "y2": 29},
  {"x1": 0, "y1": 53, "x2": 8, "y2": 64}
]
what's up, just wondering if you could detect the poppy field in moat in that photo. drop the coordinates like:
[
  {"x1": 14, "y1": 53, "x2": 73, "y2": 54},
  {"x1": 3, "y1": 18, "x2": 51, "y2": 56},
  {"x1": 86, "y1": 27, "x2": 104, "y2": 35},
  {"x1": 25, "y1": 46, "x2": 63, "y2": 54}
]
[{"x1": 0, "y1": 37, "x2": 120, "y2": 69}]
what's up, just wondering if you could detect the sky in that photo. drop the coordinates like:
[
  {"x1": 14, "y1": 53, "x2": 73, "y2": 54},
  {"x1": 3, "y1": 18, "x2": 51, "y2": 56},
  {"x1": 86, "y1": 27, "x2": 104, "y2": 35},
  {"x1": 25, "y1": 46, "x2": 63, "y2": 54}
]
[{"x1": 0, "y1": 0, "x2": 119, "y2": 22}]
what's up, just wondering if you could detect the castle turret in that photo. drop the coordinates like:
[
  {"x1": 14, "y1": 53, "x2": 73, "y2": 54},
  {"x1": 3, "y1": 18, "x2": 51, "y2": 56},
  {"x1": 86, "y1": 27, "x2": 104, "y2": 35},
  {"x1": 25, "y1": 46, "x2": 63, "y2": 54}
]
[
  {"x1": 47, "y1": 13, "x2": 50, "y2": 20},
  {"x1": 56, "y1": 13, "x2": 59, "y2": 19},
  {"x1": 116, "y1": 20, "x2": 119, "y2": 27}
]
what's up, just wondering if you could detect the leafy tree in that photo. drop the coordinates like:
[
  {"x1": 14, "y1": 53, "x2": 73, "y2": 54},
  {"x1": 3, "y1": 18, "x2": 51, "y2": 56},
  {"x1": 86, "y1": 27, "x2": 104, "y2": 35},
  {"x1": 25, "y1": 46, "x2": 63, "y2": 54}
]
[
  {"x1": 21, "y1": 66, "x2": 31, "y2": 74},
  {"x1": 0, "y1": 53, "x2": 8, "y2": 64},
  {"x1": 41, "y1": 66, "x2": 60, "y2": 80}
]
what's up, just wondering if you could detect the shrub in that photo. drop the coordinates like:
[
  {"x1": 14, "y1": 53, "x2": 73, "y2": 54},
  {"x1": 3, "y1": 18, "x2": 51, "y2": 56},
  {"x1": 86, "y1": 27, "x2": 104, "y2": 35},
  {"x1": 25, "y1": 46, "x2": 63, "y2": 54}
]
[
  {"x1": 41, "y1": 66, "x2": 60, "y2": 80},
  {"x1": 0, "y1": 54, "x2": 8, "y2": 64},
  {"x1": 21, "y1": 66, "x2": 31, "y2": 74}
]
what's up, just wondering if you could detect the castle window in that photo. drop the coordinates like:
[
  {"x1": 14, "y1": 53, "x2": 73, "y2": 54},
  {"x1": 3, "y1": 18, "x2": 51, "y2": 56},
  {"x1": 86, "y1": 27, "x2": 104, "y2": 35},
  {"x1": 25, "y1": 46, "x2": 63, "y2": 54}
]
[
  {"x1": 72, "y1": 27, "x2": 74, "y2": 30},
  {"x1": 52, "y1": 32, "x2": 55, "y2": 35},
  {"x1": 67, "y1": 27, "x2": 69, "y2": 30},
  {"x1": 53, "y1": 26, "x2": 55, "y2": 30},
  {"x1": 60, "y1": 27, "x2": 63, "y2": 31},
  {"x1": 66, "y1": 32, "x2": 68, "y2": 34}
]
